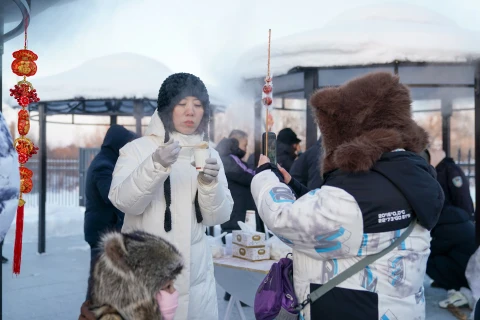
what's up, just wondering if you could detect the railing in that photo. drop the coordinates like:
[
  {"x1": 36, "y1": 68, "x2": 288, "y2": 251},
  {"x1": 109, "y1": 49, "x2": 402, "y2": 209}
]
[{"x1": 22, "y1": 159, "x2": 79, "y2": 207}]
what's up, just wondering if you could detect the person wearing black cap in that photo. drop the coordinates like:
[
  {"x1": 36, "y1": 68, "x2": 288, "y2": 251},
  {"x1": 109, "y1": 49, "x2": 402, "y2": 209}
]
[
  {"x1": 276, "y1": 127, "x2": 301, "y2": 172},
  {"x1": 107, "y1": 73, "x2": 234, "y2": 320}
]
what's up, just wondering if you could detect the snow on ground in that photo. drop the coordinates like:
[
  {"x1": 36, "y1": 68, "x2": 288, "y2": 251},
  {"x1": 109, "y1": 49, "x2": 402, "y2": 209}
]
[{"x1": 3, "y1": 205, "x2": 85, "y2": 244}]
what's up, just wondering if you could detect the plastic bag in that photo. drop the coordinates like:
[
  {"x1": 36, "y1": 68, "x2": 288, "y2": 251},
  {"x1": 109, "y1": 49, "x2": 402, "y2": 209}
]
[
  {"x1": 266, "y1": 236, "x2": 293, "y2": 261},
  {"x1": 207, "y1": 232, "x2": 227, "y2": 258},
  {"x1": 237, "y1": 221, "x2": 256, "y2": 234}
]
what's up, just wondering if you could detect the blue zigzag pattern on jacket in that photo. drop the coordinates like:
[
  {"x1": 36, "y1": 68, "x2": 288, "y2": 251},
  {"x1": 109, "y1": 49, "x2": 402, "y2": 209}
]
[
  {"x1": 269, "y1": 187, "x2": 295, "y2": 203},
  {"x1": 315, "y1": 228, "x2": 345, "y2": 253}
]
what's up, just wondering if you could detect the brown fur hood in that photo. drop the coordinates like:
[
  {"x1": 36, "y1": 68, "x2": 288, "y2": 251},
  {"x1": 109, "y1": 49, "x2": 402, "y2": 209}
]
[{"x1": 309, "y1": 72, "x2": 429, "y2": 174}]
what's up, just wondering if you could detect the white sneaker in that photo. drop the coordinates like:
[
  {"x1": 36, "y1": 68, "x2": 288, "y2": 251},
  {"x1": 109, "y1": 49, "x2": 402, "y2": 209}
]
[{"x1": 439, "y1": 290, "x2": 469, "y2": 308}]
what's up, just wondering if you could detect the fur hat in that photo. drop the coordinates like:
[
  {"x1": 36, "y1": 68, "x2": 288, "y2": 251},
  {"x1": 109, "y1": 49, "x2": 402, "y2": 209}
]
[
  {"x1": 96, "y1": 230, "x2": 184, "y2": 298},
  {"x1": 157, "y1": 72, "x2": 210, "y2": 134},
  {"x1": 309, "y1": 72, "x2": 429, "y2": 174}
]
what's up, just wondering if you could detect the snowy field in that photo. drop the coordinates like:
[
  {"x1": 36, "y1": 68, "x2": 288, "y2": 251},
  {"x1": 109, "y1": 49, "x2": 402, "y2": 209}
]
[{"x1": 2, "y1": 204, "x2": 472, "y2": 319}]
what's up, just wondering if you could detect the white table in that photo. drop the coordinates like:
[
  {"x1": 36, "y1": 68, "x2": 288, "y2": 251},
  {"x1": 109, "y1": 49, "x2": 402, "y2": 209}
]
[{"x1": 214, "y1": 256, "x2": 276, "y2": 320}]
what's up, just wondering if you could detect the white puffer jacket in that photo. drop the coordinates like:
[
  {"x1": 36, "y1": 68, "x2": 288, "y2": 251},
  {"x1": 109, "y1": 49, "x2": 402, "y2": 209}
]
[
  {"x1": 251, "y1": 151, "x2": 444, "y2": 320},
  {"x1": 0, "y1": 112, "x2": 20, "y2": 242},
  {"x1": 108, "y1": 113, "x2": 233, "y2": 320}
]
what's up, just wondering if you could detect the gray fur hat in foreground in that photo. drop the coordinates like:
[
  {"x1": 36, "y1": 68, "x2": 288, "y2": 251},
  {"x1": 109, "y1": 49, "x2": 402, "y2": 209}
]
[{"x1": 90, "y1": 230, "x2": 184, "y2": 319}]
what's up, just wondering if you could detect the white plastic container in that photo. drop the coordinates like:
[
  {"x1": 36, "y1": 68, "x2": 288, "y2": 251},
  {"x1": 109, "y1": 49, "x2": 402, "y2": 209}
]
[{"x1": 245, "y1": 210, "x2": 257, "y2": 231}]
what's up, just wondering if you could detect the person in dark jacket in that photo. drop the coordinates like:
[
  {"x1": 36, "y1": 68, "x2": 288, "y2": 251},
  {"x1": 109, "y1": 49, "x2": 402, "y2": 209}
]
[
  {"x1": 428, "y1": 205, "x2": 476, "y2": 290},
  {"x1": 289, "y1": 137, "x2": 323, "y2": 190},
  {"x1": 276, "y1": 128, "x2": 301, "y2": 172},
  {"x1": 83, "y1": 124, "x2": 137, "y2": 299},
  {"x1": 436, "y1": 157, "x2": 475, "y2": 219},
  {"x1": 216, "y1": 131, "x2": 262, "y2": 235},
  {"x1": 425, "y1": 151, "x2": 477, "y2": 292},
  {"x1": 216, "y1": 130, "x2": 259, "y2": 306}
]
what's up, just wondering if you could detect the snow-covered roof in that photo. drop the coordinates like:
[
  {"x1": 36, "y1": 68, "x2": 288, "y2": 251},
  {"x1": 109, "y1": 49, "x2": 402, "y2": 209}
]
[
  {"x1": 3, "y1": 52, "x2": 227, "y2": 113},
  {"x1": 23, "y1": 52, "x2": 172, "y2": 101},
  {"x1": 237, "y1": 3, "x2": 480, "y2": 79}
]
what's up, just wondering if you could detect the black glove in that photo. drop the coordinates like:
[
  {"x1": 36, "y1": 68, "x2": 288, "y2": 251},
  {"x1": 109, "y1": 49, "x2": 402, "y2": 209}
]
[{"x1": 255, "y1": 163, "x2": 285, "y2": 183}]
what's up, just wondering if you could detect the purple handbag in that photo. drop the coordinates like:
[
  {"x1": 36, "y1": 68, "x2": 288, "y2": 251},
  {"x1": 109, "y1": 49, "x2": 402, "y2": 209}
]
[
  {"x1": 254, "y1": 255, "x2": 299, "y2": 320},
  {"x1": 254, "y1": 220, "x2": 416, "y2": 320}
]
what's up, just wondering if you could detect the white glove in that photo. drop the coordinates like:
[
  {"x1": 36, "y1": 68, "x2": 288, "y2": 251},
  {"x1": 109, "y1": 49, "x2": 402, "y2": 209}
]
[
  {"x1": 198, "y1": 158, "x2": 220, "y2": 184},
  {"x1": 152, "y1": 139, "x2": 181, "y2": 168}
]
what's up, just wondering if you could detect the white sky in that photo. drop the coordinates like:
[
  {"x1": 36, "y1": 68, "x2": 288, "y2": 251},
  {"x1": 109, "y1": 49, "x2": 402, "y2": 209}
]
[{"x1": 2, "y1": 0, "x2": 480, "y2": 147}]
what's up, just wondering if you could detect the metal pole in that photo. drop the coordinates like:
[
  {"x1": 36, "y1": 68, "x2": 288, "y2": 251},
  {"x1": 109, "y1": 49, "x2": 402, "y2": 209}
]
[
  {"x1": 209, "y1": 108, "x2": 215, "y2": 143},
  {"x1": 110, "y1": 115, "x2": 117, "y2": 125},
  {"x1": 304, "y1": 70, "x2": 318, "y2": 149},
  {"x1": 1, "y1": 5, "x2": 4, "y2": 319},
  {"x1": 441, "y1": 100, "x2": 452, "y2": 158},
  {"x1": 133, "y1": 100, "x2": 143, "y2": 136},
  {"x1": 38, "y1": 104, "x2": 47, "y2": 253},
  {"x1": 474, "y1": 62, "x2": 480, "y2": 246}
]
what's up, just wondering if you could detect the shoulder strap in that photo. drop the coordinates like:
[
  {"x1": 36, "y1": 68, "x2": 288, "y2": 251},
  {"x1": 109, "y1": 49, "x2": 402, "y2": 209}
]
[
  {"x1": 298, "y1": 166, "x2": 419, "y2": 310},
  {"x1": 301, "y1": 219, "x2": 416, "y2": 309}
]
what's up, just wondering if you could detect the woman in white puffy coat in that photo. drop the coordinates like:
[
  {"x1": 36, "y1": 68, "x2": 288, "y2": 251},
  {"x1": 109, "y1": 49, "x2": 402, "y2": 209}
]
[{"x1": 108, "y1": 73, "x2": 233, "y2": 320}]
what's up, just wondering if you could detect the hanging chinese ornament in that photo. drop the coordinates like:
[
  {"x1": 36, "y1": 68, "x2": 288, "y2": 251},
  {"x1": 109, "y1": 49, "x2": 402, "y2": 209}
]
[
  {"x1": 9, "y1": 18, "x2": 40, "y2": 275},
  {"x1": 262, "y1": 29, "x2": 274, "y2": 154}
]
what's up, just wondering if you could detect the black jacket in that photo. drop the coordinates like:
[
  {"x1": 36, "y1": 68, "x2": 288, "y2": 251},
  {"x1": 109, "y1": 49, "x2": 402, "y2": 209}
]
[
  {"x1": 427, "y1": 204, "x2": 476, "y2": 290},
  {"x1": 216, "y1": 138, "x2": 260, "y2": 233},
  {"x1": 435, "y1": 157, "x2": 474, "y2": 219},
  {"x1": 276, "y1": 141, "x2": 296, "y2": 172},
  {"x1": 322, "y1": 151, "x2": 444, "y2": 231},
  {"x1": 84, "y1": 125, "x2": 137, "y2": 248},
  {"x1": 290, "y1": 138, "x2": 323, "y2": 190},
  {"x1": 259, "y1": 151, "x2": 444, "y2": 231},
  {"x1": 425, "y1": 158, "x2": 476, "y2": 290},
  {"x1": 431, "y1": 204, "x2": 476, "y2": 257}
]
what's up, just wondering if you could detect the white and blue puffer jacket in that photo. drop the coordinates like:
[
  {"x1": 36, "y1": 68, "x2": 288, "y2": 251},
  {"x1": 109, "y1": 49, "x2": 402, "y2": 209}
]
[
  {"x1": 0, "y1": 112, "x2": 20, "y2": 242},
  {"x1": 251, "y1": 151, "x2": 444, "y2": 320}
]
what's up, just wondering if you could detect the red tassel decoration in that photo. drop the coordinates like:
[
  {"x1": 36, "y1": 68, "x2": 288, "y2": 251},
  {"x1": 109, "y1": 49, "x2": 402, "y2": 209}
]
[
  {"x1": 10, "y1": 12, "x2": 37, "y2": 276},
  {"x1": 13, "y1": 199, "x2": 25, "y2": 275}
]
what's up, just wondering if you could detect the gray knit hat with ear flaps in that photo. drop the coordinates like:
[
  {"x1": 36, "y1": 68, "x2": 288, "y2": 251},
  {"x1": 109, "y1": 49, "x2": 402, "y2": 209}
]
[{"x1": 157, "y1": 73, "x2": 210, "y2": 232}]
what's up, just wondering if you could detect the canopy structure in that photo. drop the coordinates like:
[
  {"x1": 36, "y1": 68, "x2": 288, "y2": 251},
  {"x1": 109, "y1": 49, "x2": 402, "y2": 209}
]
[
  {"x1": 238, "y1": 3, "x2": 480, "y2": 245},
  {"x1": 6, "y1": 52, "x2": 227, "y2": 253}
]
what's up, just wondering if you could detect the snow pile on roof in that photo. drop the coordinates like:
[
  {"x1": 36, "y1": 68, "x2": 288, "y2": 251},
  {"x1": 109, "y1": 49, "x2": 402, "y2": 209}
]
[
  {"x1": 3, "y1": 52, "x2": 228, "y2": 107},
  {"x1": 237, "y1": 3, "x2": 480, "y2": 79},
  {"x1": 15, "y1": 52, "x2": 173, "y2": 101}
]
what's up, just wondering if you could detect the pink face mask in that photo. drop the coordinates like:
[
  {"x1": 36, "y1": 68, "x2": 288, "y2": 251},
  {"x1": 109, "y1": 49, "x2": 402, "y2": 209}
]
[{"x1": 156, "y1": 289, "x2": 179, "y2": 320}]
